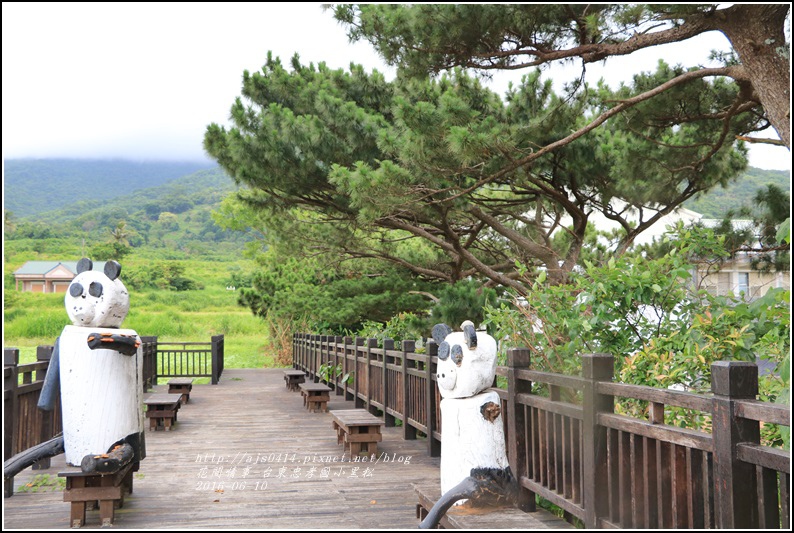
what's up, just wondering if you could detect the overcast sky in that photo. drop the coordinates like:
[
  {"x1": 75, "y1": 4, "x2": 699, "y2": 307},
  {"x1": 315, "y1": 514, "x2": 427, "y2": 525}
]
[{"x1": 2, "y1": 2, "x2": 790, "y2": 172}]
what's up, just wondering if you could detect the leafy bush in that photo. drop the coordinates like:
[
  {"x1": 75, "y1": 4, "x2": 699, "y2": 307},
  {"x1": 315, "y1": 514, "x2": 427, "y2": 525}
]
[
  {"x1": 483, "y1": 226, "x2": 790, "y2": 437},
  {"x1": 354, "y1": 312, "x2": 428, "y2": 350},
  {"x1": 125, "y1": 261, "x2": 204, "y2": 291}
]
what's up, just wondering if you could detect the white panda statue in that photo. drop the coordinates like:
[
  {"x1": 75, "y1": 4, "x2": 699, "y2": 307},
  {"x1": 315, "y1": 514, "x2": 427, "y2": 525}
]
[
  {"x1": 39, "y1": 258, "x2": 145, "y2": 472},
  {"x1": 419, "y1": 320, "x2": 516, "y2": 528}
]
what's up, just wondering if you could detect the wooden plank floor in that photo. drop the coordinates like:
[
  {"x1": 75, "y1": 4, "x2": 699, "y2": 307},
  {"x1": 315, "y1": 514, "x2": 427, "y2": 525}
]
[{"x1": 4, "y1": 368, "x2": 573, "y2": 529}]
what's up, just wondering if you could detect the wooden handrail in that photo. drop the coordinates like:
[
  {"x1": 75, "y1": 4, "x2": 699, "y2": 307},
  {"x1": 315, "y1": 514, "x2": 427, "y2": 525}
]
[{"x1": 294, "y1": 333, "x2": 791, "y2": 529}]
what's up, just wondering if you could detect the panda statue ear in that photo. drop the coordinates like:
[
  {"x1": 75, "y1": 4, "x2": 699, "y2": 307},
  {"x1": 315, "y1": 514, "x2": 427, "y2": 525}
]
[
  {"x1": 77, "y1": 258, "x2": 93, "y2": 273},
  {"x1": 432, "y1": 323, "x2": 453, "y2": 345},
  {"x1": 104, "y1": 261, "x2": 122, "y2": 281}
]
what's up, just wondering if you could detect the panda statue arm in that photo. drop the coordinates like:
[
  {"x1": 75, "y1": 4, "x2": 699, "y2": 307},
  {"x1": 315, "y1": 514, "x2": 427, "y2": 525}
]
[
  {"x1": 86, "y1": 332, "x2": 140, "y2": 356},
  {"x1": 37, "y1": 337, "x2": 61, "y2": 412}
]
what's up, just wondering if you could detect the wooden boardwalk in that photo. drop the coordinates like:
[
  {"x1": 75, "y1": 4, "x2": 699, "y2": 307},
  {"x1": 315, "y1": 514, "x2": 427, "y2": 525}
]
[{"x1": 4, "y1": 368, "x2": 573, "y2": 530}]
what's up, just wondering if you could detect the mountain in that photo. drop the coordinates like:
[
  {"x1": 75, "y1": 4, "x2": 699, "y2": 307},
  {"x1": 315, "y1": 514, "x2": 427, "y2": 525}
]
[
  {"x1": 3, "y1": 159, "x2": 789, "y2": 260},
  {"x1": 5, "y1": 158, "x2": 789, "y2": 223},
  {"x1": 31, "y1": 166, "x2": 237, "y2": 225},
  {"x1": 4, "y1": 163, "x2": 254, "y2": 261},
  {"x1": 683, "y1": 166, "x2": 790, "y2": 219},
  {"x1": 3, "y1": 158, "x2": 215, "y2": 218}
]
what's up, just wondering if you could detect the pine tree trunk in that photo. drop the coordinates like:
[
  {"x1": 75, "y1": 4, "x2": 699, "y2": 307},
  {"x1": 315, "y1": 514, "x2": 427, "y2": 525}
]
[{"x1": 719, "y1": 4, "x2": 790, "y2": 148}]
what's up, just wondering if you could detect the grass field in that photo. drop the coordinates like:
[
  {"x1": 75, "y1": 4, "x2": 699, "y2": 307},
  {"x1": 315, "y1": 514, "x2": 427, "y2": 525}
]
[{"x1": 3, "y1": 257, "x2": 278, "y2": 371}]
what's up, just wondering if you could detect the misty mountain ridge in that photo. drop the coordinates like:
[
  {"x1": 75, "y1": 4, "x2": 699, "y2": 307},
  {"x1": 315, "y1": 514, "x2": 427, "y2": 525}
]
[{"x1": 3, "y1": 158, "x2": 791, "y2": 224}]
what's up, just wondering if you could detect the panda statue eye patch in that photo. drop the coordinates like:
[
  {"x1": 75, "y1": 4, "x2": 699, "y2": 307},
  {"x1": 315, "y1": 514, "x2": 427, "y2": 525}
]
[
  {"x1": 89, "y1": 282, "x2": 103, "y2": 298},
  {"x1": 69, "y1": 284, "x2": 83, "y2": 297},
  {"x1": 438, "y1": 341, "x2": 450, "y2": 360}
]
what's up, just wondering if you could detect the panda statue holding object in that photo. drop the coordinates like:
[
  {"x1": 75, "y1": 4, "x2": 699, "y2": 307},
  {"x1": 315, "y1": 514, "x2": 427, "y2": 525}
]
[
  {"x1": 37, "y1": 258, "x2": 145, "y2": 473},
  {"x1": 419, "y1": 320, "x2": 517, "y2": 529}
]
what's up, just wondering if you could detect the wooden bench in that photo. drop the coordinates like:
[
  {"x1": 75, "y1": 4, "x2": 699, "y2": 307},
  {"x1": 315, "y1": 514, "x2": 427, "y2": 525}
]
[
  {"x1": 168, "y1": 377, "x2": 194, "y2": 404},
  {"x1": 144, "y1": 393, "x2": 182, "y2": 431},
  {"x1": 59, "y1": 461, "x2": 138, "y2": 528},
  {"x1": 413, "y1": 482, "x2": 576, "y2": 529},
  {"x1": 299, "y1": 382, "x2": 332, "y2": 413},
  {"x1": 329, "y1": 409, "x2": 385, "y2": 458},
  {"x1": 283, "y1": 369, "x2": 306, "y2": 392}
]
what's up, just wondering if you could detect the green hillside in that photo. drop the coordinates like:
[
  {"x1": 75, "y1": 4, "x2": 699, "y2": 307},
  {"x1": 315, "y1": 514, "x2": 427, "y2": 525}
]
[
  {"x1": 3, "y1": 159, "x2": 788, "y2": 266},
  {"x1": 684, "y1": 166, "x2": 790, "y2": 218},
  {"x1": 5, "y1": 158, "x2": 788, "y2": 227},
  {"x1": 3, "y1": 162, "x2": 269, "y2": 370},
  {"x1": 3, "y1": 158, "x2": 215, "y2": 218},
  {"x1": 5, "y1": 166, "x2": 255, "y2": 263}
]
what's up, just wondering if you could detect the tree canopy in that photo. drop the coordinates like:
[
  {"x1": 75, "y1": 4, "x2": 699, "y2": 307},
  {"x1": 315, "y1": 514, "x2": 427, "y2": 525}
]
[
  {"x1": 334, "y1": 3, "x2": 790, "y2": 148},
  {"x1": 205, "y1": 3, "x2": 790, "y2": 304},
  {"x1": 205, "y1": 46, "x2": 759, "y2": 293}
]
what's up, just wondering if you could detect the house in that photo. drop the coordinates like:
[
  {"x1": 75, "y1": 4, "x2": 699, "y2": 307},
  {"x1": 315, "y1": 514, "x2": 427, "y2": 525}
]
[
  {"x1": 563, "y1": 201, "x2": 790, "y2": 301},
  {"x1": 696, "y1": 250, "x2": 790, "y2": 301},
  {"x1": 13, "y1": 261, "x2": 107, "y2": 293}
]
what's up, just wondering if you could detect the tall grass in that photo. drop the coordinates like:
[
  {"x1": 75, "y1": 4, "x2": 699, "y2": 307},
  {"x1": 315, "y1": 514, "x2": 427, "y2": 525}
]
[{"x1": 3, "y1": 308, "x2": 70, "y2": 339}]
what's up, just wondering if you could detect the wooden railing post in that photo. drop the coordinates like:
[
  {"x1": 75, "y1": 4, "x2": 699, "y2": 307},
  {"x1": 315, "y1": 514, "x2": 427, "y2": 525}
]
[
  {"x1": 319, "y1": 335, "x2": 327, "y2": 383},
  {"x1": 381, "y1": 339, "x2": 395, "y2": 425},
  {"x1": 298, "y1": 333, "x2": 305, "y2": 370},
  {"x1": 218, "y1": 335, "x2": 224, "y2": 379},
  {"x1": 4, "y1": 348, "x2": 20, "y2": 497},
  {"x1": 210, "y1": 335, "x2": 224, "y2": 385},
  {"x1": 425, "y1": 340, "x2": 441, "y2": 457},
  {"x1": 33, "y1": 346, "x2": 55, "y2": 470},
  {"x1": 334, "y1": 336, "x2": 343, "y2": 395},
  {"x1": 302, "y1": 333, "x2": 307, "y2": 370},
  {"x1": 302, "y1": 333, "x2": 308, "y2": 371},
  {"x1": 309, "y1": 335, "x2": 320, "y2": 383},
  {"x1": 344, "y1": 337, "x2": 353, "y2": 401},
  {"x1": 507, "y1": 347, "x2": 534, "y2": 511},
  {"x1": 300, "y1": 333, "x2": 307, "y2": 371},
  {"x1": 711, "y1": 361, "x2": 760, "y2": 529},
  {"x1": 402, "y1": 340, "x2": 417, "y2": 440},
  {"x1": 354, "y1": 337, "x2": 364, "y2": 407},
  {"x1": 304, "y1": 335, "x2": 311, "y2": 378},
  {"x1": 325, "y1": 335, "x2": 332, "y2": 381},
  {"x1": 364, "y1": 339, "x2": 378, "y2": 414},
  {"x1": 581, "y1": 353, "x2": 614, "y2": 529},
  {"x1": 140, "y1": 336, "x2": 157, "y2": 392}
]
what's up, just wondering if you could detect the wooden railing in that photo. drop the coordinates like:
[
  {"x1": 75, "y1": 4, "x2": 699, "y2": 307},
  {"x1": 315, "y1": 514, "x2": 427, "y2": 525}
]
[
  {"x1": 293, "y1": 333, "x2": 790, "y2": 529},
  {"x1": 4, "y1": 347, "x2": 62, "y2": 497},
  {"x1": 154, "y1": 335, "x2": 225, "y2": 384},
  {"x1": 293, "y1": 334, "x2": 443, "y2": 455}
]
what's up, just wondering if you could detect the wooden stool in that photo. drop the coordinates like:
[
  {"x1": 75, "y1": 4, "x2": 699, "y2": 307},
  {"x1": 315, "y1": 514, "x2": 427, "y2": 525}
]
[
  {"x1": 330, "y1": 409, "x2": 385, "y2": 458},
  {"x1": 283, "y1": 370, "x2": 306, "y2": 392},
  {"x1": 299, "y1": 383, "x2": 332, "y2": 413},
  {"x1": 144, "y1": 393, "x2": 181, "y2": 431},
  {"x1": 168, "y1": 378, "x2": 194, "y2": 404},
  {"x1": 59, "y1": 461, "x2": 138, "y2": 528}
]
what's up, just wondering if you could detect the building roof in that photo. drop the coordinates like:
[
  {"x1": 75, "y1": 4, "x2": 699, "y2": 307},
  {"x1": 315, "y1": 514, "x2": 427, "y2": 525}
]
[{"x1": 14, "y1": 261, "x2": 107, "y2": 276}]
